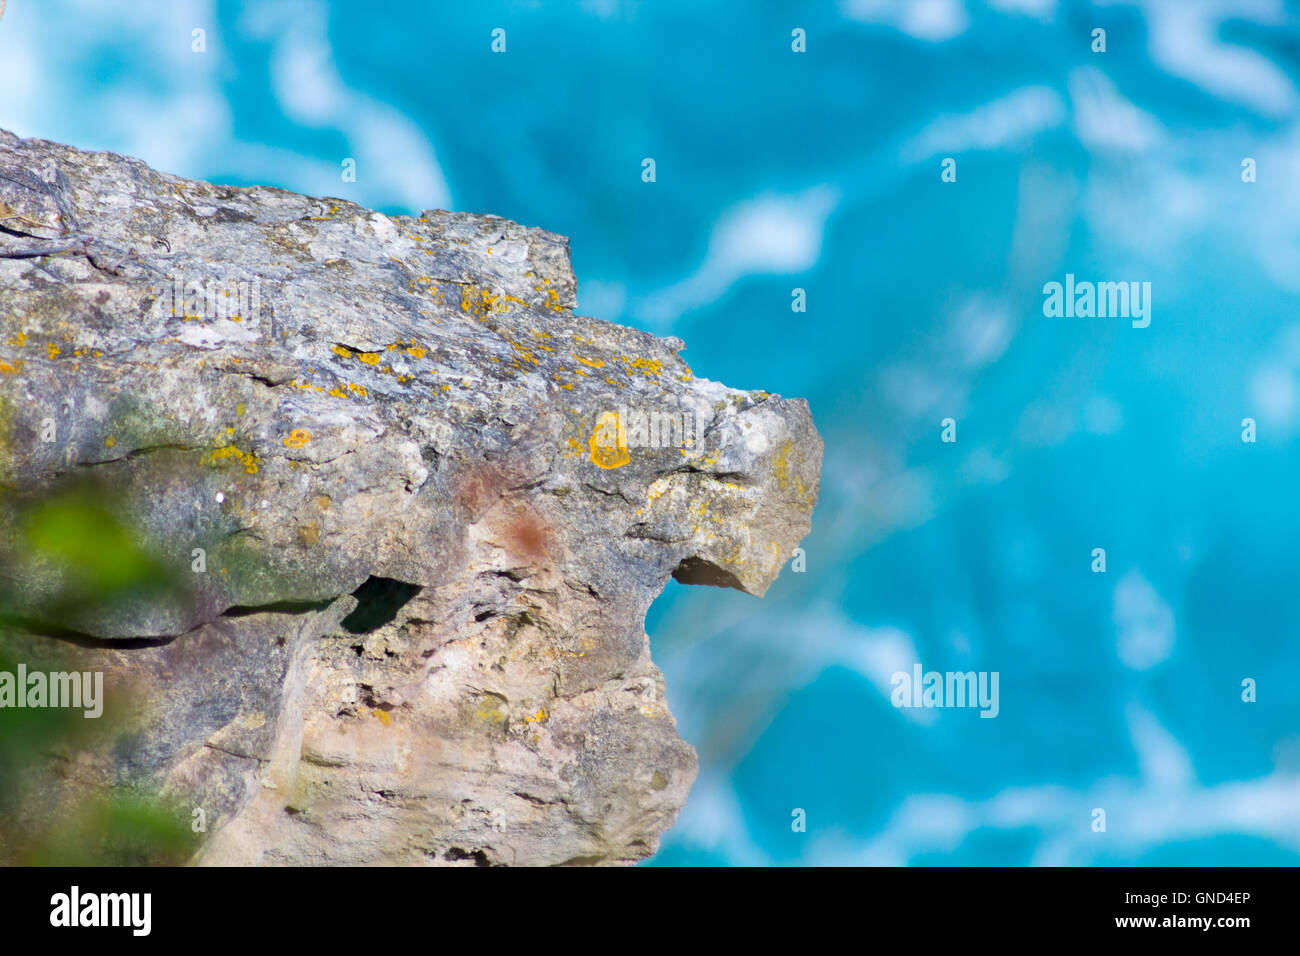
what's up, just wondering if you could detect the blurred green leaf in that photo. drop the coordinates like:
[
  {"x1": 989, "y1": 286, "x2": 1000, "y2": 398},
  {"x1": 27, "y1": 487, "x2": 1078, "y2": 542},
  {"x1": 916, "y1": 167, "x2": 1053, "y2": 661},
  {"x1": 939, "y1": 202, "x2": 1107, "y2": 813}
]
[{"x1": 0, "y1": 468, "x2": 199, "y2": 866}]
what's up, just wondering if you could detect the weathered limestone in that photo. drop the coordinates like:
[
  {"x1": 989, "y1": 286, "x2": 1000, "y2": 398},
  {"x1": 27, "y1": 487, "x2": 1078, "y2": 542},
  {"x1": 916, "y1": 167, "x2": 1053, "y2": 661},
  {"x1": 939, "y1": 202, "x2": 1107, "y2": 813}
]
[{"x1": 0, "y1": 130, "x2": 821, "y2": 865}]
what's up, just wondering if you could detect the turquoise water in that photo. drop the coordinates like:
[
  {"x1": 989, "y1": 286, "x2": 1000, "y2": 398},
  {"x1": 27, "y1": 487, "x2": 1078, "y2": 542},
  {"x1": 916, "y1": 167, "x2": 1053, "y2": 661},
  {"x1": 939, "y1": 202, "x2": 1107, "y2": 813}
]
[{"x1": 3, "y1": 0, "x2": 1299, "y2": 864}]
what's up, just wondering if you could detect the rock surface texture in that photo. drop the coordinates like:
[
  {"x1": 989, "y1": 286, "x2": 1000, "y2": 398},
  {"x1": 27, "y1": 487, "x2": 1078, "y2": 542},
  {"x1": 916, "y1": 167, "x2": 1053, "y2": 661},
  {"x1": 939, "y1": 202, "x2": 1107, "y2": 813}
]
[{"x1": 0, "y1": 130, "x2": 822, "y2": 865}]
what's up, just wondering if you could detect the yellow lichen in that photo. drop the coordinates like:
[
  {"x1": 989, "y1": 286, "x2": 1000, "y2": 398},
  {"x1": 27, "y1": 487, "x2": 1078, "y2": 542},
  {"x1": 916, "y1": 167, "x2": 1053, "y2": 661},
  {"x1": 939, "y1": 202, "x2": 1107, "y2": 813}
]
[
  {"x1": 208, "y1": 445, "x2": 261, "y2": 474},
  {"x1": 588, "y1": 412, "x2": 629, "y2": 469}
]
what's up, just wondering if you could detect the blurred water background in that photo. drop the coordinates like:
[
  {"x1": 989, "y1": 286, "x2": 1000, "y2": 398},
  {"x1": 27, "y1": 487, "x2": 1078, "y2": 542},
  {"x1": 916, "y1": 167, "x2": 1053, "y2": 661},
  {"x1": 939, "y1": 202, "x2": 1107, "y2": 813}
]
[{"x1": 3, "y1": 0, "x2": 1298, "y2": 865}]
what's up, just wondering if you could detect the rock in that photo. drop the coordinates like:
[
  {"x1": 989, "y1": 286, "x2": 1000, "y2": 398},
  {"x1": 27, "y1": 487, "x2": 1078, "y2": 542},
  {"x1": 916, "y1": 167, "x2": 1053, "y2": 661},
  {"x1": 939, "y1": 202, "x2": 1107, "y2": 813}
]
[{"x1": 0, "y1": 129, "x2": 822, "y2": 865}]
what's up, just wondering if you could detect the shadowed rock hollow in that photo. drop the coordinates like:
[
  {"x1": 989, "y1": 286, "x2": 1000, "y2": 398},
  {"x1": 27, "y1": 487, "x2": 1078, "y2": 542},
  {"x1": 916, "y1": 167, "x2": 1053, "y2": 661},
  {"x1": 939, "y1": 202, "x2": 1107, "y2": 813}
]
[{"x1": 0, "y1": 129, "x2": 822, "y2": 865}]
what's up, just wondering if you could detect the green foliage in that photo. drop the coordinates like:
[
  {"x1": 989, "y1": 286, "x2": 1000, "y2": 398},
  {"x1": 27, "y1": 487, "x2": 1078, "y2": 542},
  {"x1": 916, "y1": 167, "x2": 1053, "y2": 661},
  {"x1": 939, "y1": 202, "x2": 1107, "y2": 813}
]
[
  {"x1": 19, "y1": 792, "x2": 198, "y2": 867},
  {"x1": 0, "y1": 464, "x2": 200, "y2": 865},
  {"x1": 1, "y1": 477, "x2": 183, "y2": 628}
]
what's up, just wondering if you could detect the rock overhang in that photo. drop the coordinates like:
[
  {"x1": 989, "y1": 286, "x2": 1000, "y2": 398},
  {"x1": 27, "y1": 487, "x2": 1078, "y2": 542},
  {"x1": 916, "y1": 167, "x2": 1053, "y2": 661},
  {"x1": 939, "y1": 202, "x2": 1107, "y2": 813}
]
[{"x1": 0, "y1": 129, "x2": 823, "y2": 865}]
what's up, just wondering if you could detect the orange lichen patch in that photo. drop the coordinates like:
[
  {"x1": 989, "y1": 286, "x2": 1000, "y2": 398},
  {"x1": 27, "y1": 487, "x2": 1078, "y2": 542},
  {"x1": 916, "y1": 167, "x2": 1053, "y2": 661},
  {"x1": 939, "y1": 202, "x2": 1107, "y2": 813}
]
[
  {"x1": 765, "y1": 539, "x2": 781, "y2": 571},
  {"x1": 404, "y1": 343, "x2": 426, "y2": 359},
  {"x1": 331, "y1": 344, "x2": 353, "y2": 358},
  {"x1": 773, "y1": 439, "x2": 793, "y2": 491},
  {"x1": 508, "y1": 340, "x2": 540, "y2": 366},
  {"x1": 588, "y1": 412, "x2": 629, "y2": 469},
  {"x1": 457, "y1": 284, "x2": 494, "y2": 317},
  {"x1": 627, "y1": 357, "x2": 662, "y2": 378},
  {"x1": 46, "y1": 343, "x2": 60, "y2": 359},
  {"x1": 348, "y1": 382, "x2": 367, "y2": 396},
  {"x1": 357, "y1": 705, "x2": 393, "y2": 727},
  {"x1": 688, "y1": 447, "x2": 723, "y2": 468},
  {"x1": 357, "y1": 352, "x2": 381, "y2": 366},
  {"x1": 292, "y1": 378, "x2": 326, "y2": 393},
  {"x1": 105, "y1": 436, "x2": 116, "y2": 449},
  {"x1": 7, "y1": 331, "x2": 28, "y2": 348},
  {"x1": 536, "y1": 646, "x2": 587, "y2": 662},
  {"x1": 472, "y1": 697, "x2": 507, "y2": 725},
  {"x1": 573, "y1": 355, "x2": 604, "y2": 368},
  {"x1": 328, "y1": 386, "x2": 348, "y2": 399},
  {"x1": 772, "y1": 439, "x2": 815, "y2": 506},
  {"x1": 283, "y1": 429, "x2": 312, "y2": 449},
  {"x1": 0, "y1": 359, "x2": 20, "y2": 374},
  {"x1": 207, "y1": 444, "x2": 261, "y2": 474}
]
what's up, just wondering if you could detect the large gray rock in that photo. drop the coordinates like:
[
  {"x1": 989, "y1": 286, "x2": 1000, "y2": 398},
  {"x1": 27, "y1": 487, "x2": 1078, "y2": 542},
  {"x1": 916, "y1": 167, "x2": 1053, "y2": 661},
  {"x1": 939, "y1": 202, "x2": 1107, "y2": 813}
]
[{"x1": 0, "y1": 129, "x2": 821, "y2": 865}]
